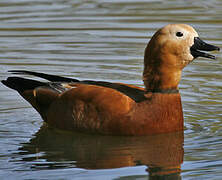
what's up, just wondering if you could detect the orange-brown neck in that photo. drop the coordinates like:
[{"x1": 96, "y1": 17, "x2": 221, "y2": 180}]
[{"x1": 143, "y1": 44, "x2": 182, "y2": 92}]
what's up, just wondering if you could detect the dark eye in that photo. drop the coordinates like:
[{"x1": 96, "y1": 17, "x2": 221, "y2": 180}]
[{"x1": 176, "y1": 32, "x2": 183, "y2": 37}]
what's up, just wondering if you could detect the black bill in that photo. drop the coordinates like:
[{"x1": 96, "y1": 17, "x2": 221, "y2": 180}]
[{"x1": 190, "y1": 37, "x2": 220, "y2": 59}]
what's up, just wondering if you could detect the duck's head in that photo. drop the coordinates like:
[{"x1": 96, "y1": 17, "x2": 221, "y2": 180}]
[
  {"x1": 143, "y1": 24, "x2": 220, "y2": 91},
  {"x1": 145, "y1": 24, "x2": 220, "y2": 68}
]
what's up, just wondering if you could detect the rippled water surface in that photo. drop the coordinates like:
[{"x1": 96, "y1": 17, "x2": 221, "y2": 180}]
[{"x1": 0, "y1": 0, "x2": 222, "y2": 179}]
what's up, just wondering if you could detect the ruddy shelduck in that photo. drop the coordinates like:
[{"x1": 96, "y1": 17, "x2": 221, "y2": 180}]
[{"x1": 2, "y1": 24, "x2": 220, "y2": 135}]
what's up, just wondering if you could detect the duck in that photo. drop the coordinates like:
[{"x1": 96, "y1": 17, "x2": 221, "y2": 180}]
[{"x1": 2, "y1": 24, "x2": 220, "y2": 135}]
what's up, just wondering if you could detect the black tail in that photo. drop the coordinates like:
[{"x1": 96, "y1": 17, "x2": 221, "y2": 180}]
[
  {"x1": 2, "y1": 77, "x2": 46, "y2": 93},
  {"x1": 9, "y1": 70, "x2": 79, "y2": 83}
]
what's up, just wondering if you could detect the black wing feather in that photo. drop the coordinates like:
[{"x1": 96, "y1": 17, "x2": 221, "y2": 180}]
[
  {"x1": 4, "y1": 70, "x2": 146, "y2": 102},
  {"x1": 9, "y1": 70, "x2": 79, "y2": 83}
]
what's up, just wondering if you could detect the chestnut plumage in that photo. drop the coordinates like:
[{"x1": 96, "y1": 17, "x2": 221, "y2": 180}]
[{"x1": 2, "y1": 24, "x2": 220, "y2": 135}]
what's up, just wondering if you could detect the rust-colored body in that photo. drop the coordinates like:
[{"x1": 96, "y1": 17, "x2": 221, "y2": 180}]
[{"x1": 20, "y1": 84, "x2": 183, "y2": 135}]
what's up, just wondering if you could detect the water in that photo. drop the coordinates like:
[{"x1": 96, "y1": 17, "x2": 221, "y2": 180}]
[{"x1": 0, "y1": 0, "x2": 222, "y2": 179}]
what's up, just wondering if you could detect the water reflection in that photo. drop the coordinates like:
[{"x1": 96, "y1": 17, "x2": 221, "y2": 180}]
[{"x1": 18, "y1": 125, "x2": 184, "y2": 179}]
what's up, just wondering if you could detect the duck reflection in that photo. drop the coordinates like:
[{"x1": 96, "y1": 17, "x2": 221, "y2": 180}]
[{"x1": 19, "y1": 125, "x2": 184, "y2": 179}]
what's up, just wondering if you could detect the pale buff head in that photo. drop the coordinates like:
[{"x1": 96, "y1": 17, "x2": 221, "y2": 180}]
[{"x1": 145, "y1": 24, "x2": 199, "y2": 68}]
